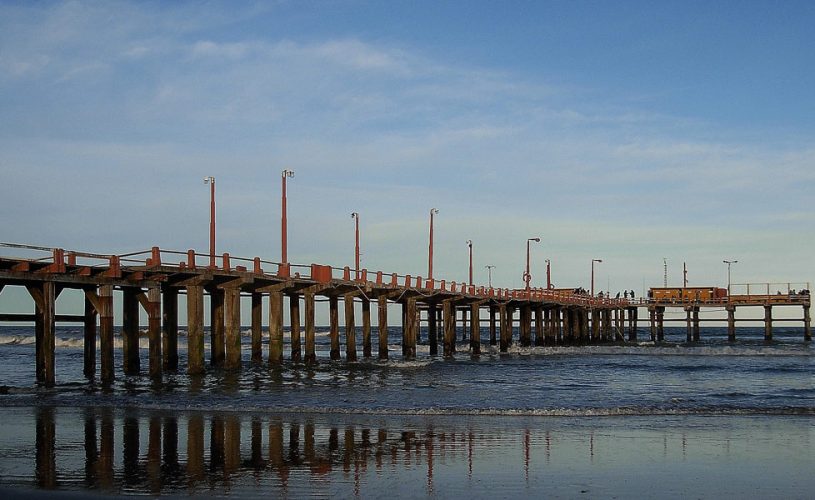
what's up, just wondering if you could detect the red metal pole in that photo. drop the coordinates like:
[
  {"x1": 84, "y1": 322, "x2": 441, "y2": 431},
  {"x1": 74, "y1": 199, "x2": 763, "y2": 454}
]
[
  {"x1": 525, "y1": 240, "x2": 531, "y2": 291},
  {"x1": 281, "y1": 170, "x2": 294, "y2": 263},
  {"x1": 428, "y1": 208, "x2": 438, "y2": 281},
  {"x1": 546, "y1": 259, "x2": 551, "y2": 289},
  {"x1": 352, "y1": 212, "x2": 360, "y2": 280},
  {"x1": 467, "y1": 240, "x2": 473, "y2": 286},
  {"x1": 205, "y1": 176, "x2": 215, "y2": 268}
]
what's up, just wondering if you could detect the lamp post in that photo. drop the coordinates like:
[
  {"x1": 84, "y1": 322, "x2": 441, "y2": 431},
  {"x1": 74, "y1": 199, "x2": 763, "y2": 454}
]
[
  {"x1": 523, "y1": 237, "x2": 541, "y2": 291},
  {"x1": 723, "y1": 260, "x2": 738, "y2": 295},
  {"x1": 545, "y1": 259, "x2": 551, "y2": 289},
  {"x1": 591, "y1": 259, "x2": 603, "y2": 297},
  {"x1": 203, "y1": 176, "x2": 216, "y2": 268},
  {"x1": 281, "y1": 169, "x2": 295, "y2": 264},
  {"x1": 485, "y1": 265, "x2": 495, "y2": 288},
  {"x1": 428, "y1": 208, "x2": 439, "y2": 281},
  {"x1": 351, "y1": 212, "x2": 360, "y2": 280},
  {"x1": 466, "y1": 240, "x2": 473, "y2": 286}
]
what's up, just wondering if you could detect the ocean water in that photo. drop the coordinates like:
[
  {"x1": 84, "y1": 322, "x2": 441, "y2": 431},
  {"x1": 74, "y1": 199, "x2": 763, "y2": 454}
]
[{"x1": 0, "y1": 325, "x2": 812, "y2": 497}]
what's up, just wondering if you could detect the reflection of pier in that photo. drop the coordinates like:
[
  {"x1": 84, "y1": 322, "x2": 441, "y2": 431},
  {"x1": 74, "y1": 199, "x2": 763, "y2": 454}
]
[
  {"x1": 32, "y1": 408, "x2": 515, "y2": 496},
  {"x1": 0, "y1": 244, "x2": 810, "y2": 387}
]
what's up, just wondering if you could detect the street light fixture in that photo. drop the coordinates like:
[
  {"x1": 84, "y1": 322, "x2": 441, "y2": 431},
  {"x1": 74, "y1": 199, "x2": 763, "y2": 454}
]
[
  {"x1": 466, "y1": 240, "x2": 473, "y2": 286},
  {"x1": 723, "y1": 260, "x2": 738, "y2": 295},
  {"x1": 523, "y1": 237, "x2": 541, "y2": 291},
  {"x1": 591, "y1": 259, "x2": 603, "y2": 297},
  {"x1": 351, "y1": 212, "x2": 360, "y2": 280},
  {"x1": 281, "y1": 169, "x2": 295, "y2": 264},
  {"x1": 485, "y1": 265, "x2": 495, "y2": 288},
  {"x1": 203, "y1": 176, "x2": 216, "y2": 268},
  {"x1": 428, "y1": 208, "x2": 439, "y2": 281}
]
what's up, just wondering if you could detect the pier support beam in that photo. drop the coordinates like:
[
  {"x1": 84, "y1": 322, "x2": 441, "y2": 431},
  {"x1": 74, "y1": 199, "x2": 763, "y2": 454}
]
[
  {"x1": 535, "y1": 307, "x2": 544, "y2": 346},
  {"x1": 685, "y1": 307, "x2": 693, "y2": 342},
  {"x1": 499, "y1": 304, "x2": 510, "y2": 352},
  {"x1": 162, "y1": 287, "x2": 178, "y2": 371},
  {"x1": 186, "y1": 285, "x2": 205, "y2": 374},
  {"x1": 290, "y1": 294, "x2": 302, "y2": 363},
  {"x1": 378, "y1": 296, "x2": 389, "y2": 360},
  {"x1": 692, "y1": 307, "x2": 700, "y2": 342},
  {"x1": 590, "y1": 309, "x2": 600, "y2": 343},
  {"x1": 470, "y1": 303, "x2": 481, "y2": 355},
  {"x1": 147, "y1": 286, "x2": 162, "y2": 378},
  {"x1": 362, "y1": 298, "x2": 372, "y2": 358},
  {"x1": 764, "y1": 305, "x2": 773, "y2": 341},
  {"x1": 329, "y1": 296, "x2": 340, "y2": 360},
  {"x1": 224, "y1": 286, "x2": 241, "y2": 371},
  {"x1": 251, "y1": 293, "x2": 263, "y2": 364},
  {"x1": 428, "y1": 303, "x2": 438, "y2": 356},
  {"x1": 628, "y1": 308, "x2": 638, "y2": 342},
  {"x1": 268, "y1": 291, "x2": 284, "y2": 365},
  {"x1": 649, "y1": 308, "x2": 656, "y2": 342},
  {"x1": 489, "y1": 305, "x2": 497, "y2": 346},
  {"x1": 404, "y1": 298, "x2": 417, "y2": 360},
  {"x1": 726, "y1": 305, "x2": 736, "y2": 342},
  {"x1": 519, "y1": 305, "x2": 532, "y2": 347},
  {"x1": 30, "y1": 282, "x2": 57, "y2": 387},
  {"x1": 83, "y1": 290, "x2": 97, "y2": 379},
  {"x1": 122, "y1": 288, "x2": 140, "y2": 375},
  {"x1": 561, "y1": 308, "x2": 572, "y2": 345},
  {"x1": 304, "y1": 291, "x2": 316, "y2": 364},
  {"x1": 443, "y1": 300, "x2": 455, "y2": 357},
  {"x1": 210, "y1": 288, "x2": 225, "y2": 368},
  {"x1": 803, "y1": 305, "x2": 811, "y2": 342},
  {"x1": 345, "y1": 294, "x2": 357, "y2": 361},
  {"x1": 99, "y1": 285, "x2": 114, "y2": 385},
  {"x1": 656, "y1": 307, "x2": 665, "y2": 341}
]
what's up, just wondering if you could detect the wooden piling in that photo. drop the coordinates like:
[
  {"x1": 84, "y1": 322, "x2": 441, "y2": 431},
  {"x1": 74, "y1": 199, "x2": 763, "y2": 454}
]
[
  {"x1": 489, "y1": 305, "x2": 497, "y2": 346},
  {"x1": 187, "y1": 414, "x2": 205, "y2": 484},
  {"x1": 122, "y1": 288, "x2": 140, "y2": 375},
  {"x1": 499, "y1": 304, "x2": 510, "y2": 352},
  {"x1": 210, "y1": 288, "x2": 225, "y2": 368},
  {"x1": 83, "y1": 290, "x2": 97, "y2": 379},
  {"x1": 304, "y1": 291, "x2": 317, "y2": 364},
  {"x1": 35, "y1": 407, "x2": 56, "y2": 488},
  {"x1": 99, "y1": 285, "x2": 114, "y2": 385},
  {"x1": 362, "y1": 298, "x2": 372, "y2": 358},
  {"x1": 685, "y1": 307, "x2": 693, "y2": 342},
  {"x1": 428, "y1": 302, "x2": 438, "y2": 355},
  {"x1": 628, "y1": 307, "x2": 638, "y2": 342},
  {"x1": 726, "y1": 305, "x2": 736, "y2": 342},
  {"x1": 656, "y1": 307, "x2": 665, "y2": 341},
  {"x1": 590, "y1": 308, "x2": 600, "y2": 343},
  {"x1": 162, "y1": 287, "x2": 178, "y2": 371},
  {"x1": 534, "y1": 307, "x2": 544, "y2": 346},
  {"x1": 470, "y1": 303, "x2": 481, "y2": 355},
  {"x1": 692, "y1": 307, "x2": 700, "y2": 342},
  {"x1": 764, "y1": 305, "x2": 773, "y2": 341},
  {"x1": 649, "y1": 307, "x2": 656, "y2": 342},
  {"x1": 224, "y1": 286, "x2": 241, "y2": 371},
  {"x1": 329, "y1": 295, "x2": 340, "y2": 360},
  {"x1": 519, "y1": 305, "x2": 531, "y2": 347},
  {"x1": 804, "y1": 305, "x2": 811, "y2": 342},
  {"x1": 251, "y1": 293, "x2": 263, "y2": 364},
  {"x1": 561, "y1": 308, "x2": 572, "y2": 345},
  {"x1": 147, "y1": 286, "x2": 162, "y2": 378},
  {"x1": 269, "y1": 291, "x2": 284, "y2": 365},
  {"x1": 186, "y1": 285, "x2": 205, "y2": 375},
  {"x1": 378, "y1": 295, "x2": 389, "y2": 360},
  {"x1": 345, "y1": 294, "x2": 357, "y2": 361},
  {"x1": 290, "y1": 294, "x2": 302, "y2": 362},
  {"x1": 443, "y1": 300, "x2": 455, "y2": 357},
  {"x1": 404, "y1": 297, "x2": 417, "y2": 360}
]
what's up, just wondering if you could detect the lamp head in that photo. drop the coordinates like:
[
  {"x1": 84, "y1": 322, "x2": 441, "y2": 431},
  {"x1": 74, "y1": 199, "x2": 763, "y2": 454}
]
[
  {"x1": 466, "y1": 239, "x2": 472, "y2": 246},
  {"x1": 431, "y1": 208, "x2": 439, "y2": 215},
  {"x1": 529, "y1": 237, "x2": 541, "y2": 243},
  {"x1": 203, "y1": 176, "x2": 214, "y2": 184},
  {"x1": 351, "y1": 212, "x2": 358, "y2": 219},
  {"x1": 282, "y1": 169, "x2": 295, "y2": 178}
]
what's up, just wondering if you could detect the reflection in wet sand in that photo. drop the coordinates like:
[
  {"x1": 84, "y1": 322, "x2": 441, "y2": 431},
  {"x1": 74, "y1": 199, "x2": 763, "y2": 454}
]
[{"x1": 1, "y1": 407, "x2": 811, "y2": 497}]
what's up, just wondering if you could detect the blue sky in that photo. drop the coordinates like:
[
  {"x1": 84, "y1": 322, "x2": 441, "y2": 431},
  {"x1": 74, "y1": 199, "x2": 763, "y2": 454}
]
[{"x1": 1, "y1": 0, "x2": 813, "y2": 316}]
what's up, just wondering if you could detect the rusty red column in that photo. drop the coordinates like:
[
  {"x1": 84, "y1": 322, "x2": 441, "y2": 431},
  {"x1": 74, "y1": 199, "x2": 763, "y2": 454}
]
[
  {"x1": 204, "y1": 176, "x2": 216, "y2": 268},
  {"x1": 467, "y1": 240, "x2": 473, "y2": 286},
  {"x1": 428, "y1": 208, "x2": 439, "y2": 281},
  {"x1": 281, "y1": 169, "x2": 295, "y2": 264},
  {"x1": 352, "y1": 212, "x2": 360, "y2": 280}
]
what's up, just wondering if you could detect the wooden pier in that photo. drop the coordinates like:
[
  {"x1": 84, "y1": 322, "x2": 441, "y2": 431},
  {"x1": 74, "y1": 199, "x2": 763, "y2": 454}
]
[{"x1": 0, "y1": 244, "x2": 810, "y2": 387}]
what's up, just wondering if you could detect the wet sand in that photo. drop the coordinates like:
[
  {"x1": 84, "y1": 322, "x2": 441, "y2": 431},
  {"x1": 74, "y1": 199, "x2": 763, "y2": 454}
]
[{"x1": 0, "y1": 406, "x2": 812, "y2": 498}]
